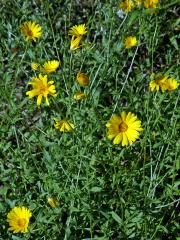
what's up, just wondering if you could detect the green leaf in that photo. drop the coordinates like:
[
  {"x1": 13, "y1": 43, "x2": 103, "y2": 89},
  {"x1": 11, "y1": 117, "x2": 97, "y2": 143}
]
[
  {"x1": 90, "y1": 187, "x2": 102, "y2": 192},
  {"x1": 111, "y1": 211, "x2": 122, "y2": 225}
]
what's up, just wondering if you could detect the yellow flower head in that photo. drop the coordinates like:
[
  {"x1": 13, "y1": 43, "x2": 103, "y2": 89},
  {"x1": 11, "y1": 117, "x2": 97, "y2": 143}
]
[
  {"x1": 74, "y1": 92, "x2": 87, "y2": 101},
  {"x1": 76, "y1": 71, "x2": 89, "y2": 87},
  {"x1": 144, "y1": 0, "x2": 160, "y2": 9},
  {"x1": 70, "y1": 35, "x2": 83, "y2": 50},
  {"x1": 26, "y1": 74, "x2": 57, "y2": 106},
  {"x1": 7, "y1": 206, "x2": 32, "y2": 234},
  {"x1": 20, "y1": 21, "x2": 42, "y2": 41},
  {"x1": 69, "y1": 24, "x2": 87, "y2": 37},
  {"x1": 31, "y1": 62, "x2": 40, "y2": 71},
  {"x1": 106, "y1": 111, "x2": 143, "y2": 146},
  {"x1": 54, "y1": 119, "x2": 75, "y2": 132},
  {"x1": 119, "y1": 0, "x2": 134, "y2": 12},
  {"x1": 43, "y1": 60, "x2": 60, "y2": 74},
  {"x1": 149, "y1": 74, "x2": 169, "y2": 92},
  {"x1": 165, "y1": 78, "x2": 179, "y2": 91},
  {"x1": 124, "y1": 36, "x2": 138, "y2": 49},
  {"x1": 48, "y1": 197, "x2": 59, "y2": 208}
]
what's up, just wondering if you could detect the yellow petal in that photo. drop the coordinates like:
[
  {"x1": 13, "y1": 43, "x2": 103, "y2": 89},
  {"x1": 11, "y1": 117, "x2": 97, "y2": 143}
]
[
  {"x1": 37, "y1": 94, "x2": 43, "y2": 106},
  {"x1": 120, "y1": 111, "x2": 127, "y2": 122},
  {"x1": 113, "y1": 133, "x2": 123, "y2": 144},
  {"x1": 122, "y1": 133, "x2": 129, "y2": 146}
]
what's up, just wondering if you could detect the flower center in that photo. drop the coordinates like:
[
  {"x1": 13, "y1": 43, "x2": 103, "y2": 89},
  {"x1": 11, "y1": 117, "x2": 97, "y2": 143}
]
[
  {"x1": 39, "y1": 85, "x2": 48, "y2": 94},
  {"x1": 17, "y1": 218, "x2": 26, "y2": 227},
  {"x1": 27, "y1": 29, "x2": 33, "y2": 37},
  {"x1": 118, "y1": 122, "x2": 128, "y2": 132},
  {"x1": 155, "y1": 79, "x2": 161, "y2": 85}
]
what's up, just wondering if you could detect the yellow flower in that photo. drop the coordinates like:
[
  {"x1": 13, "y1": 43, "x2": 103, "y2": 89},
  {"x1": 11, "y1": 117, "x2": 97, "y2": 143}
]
[
  {"x1": 165, "y1": 78, "x2": 179, "y2": 91},
  {"x1": 43, "y1": 60, "x2": 60, "y2": 74},
  {"x1": 70, "y1": 35, "x2": 83, "y2": 50},
  {"x1": 48, "y1": 197, "x2": 59, "y2": 208},
  {"x1": 144, "y1": 0, "x2": 159, "y2": 8},
  {"x1": 69, "y1": 24, "x2": 87, "y2": 50},
  {"x1": 54, "y1": 119, "x2": 75, "y2": 132},
  {"x1": 106, "y1": 111, "x2": 143, "y2": 146},
  {"x1": 69, "y1": 24, "x2": 87, "y2": 37},
  {"x1": 74, "y1": 92, "x2": 87, "y2": 100},
  {"x1": 7, "y1": 206, "x2": 32, "y2": 234},
  {"x1": 119, "y1": 0, "x2": 134, "y2": 12},
  {"x1": 76, "y1": 71, "x2": 89, "y2": 87},
  {"x1": 31, "y1": 62, "x2": 40, "y2": 71},
  {"x1": 26, "y1": 74, "x2": 57, "y2": 106},
  {"x1": 20, "y1": 21, "x2": 42, "y2": 41},
  {"x1": 124, "y1": 36, "x2": 138, "y2": 49},
  {"x1": 149, "y1": 74, "x2": 169, "y2": 92}
]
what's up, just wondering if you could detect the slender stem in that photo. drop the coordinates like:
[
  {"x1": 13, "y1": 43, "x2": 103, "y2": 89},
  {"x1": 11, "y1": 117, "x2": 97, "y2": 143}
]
[
  {"x1": 11, "y1": 43, "x2": 28, "y2": 97},
  {"x1": 113, "y1": 45, "x2": 139, "y2": 113},
  {"x1": 155, "y1": 199, "x2": 180, "y2": 209},
  {"x1": 151, "y1": 16, "x2": 158, "y2": 71},
  {"x1": 47, "y1": 10, "x2": 60, "y2": 62},
  {"x1": 162, "y1": 0, "x2": 179, "y2": 9}
]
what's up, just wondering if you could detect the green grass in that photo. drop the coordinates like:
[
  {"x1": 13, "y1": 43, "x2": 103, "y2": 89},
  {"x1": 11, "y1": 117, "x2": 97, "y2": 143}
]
[{"x1": 0, "y1": 0, "x2": 180, "y2": 239}]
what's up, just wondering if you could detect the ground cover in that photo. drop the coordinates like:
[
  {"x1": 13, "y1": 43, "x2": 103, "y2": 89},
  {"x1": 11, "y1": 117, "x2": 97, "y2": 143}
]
[{"x1": 0, "y1": 0, "x2": 179, "y2": 239}]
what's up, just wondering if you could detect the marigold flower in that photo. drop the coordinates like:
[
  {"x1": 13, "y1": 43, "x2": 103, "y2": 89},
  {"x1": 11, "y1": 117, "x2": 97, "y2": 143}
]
[
  {"x1": 69, "y1": 24, "x2": 87, "y2": 37},
  {"x1": 48, "y1": 197, "x2": 59, "y2": 208},
  {"x1": 144, "y1": 0, "x2": 160, "y2": 9},
  {"x1": 165, "y1": 78, "x2": 179, "y2": 91},
  {"x1": 124, "y1": 36, "x2": 138, "y2": 49},
  {"x1": 149, "y1": 74, "x2": 169, "y2": 92},
  {"x1": 70, "y1": 35, "x2": 83, "y2": 50},
  {"x1": 54, "y1": 119, "x2": 75, "y2": 132},
  {"x1": 76, "y1": 71, "x2": 89, "y2": 87},
  {"x1": 74, "y1": 92, "x2": 87, "y2": 100},
  {"x1": 26, "y1": 74, "x2": 57, "y2": 106},
  {"x1": 31, "y1": 62, "x2": 40, "y2": 71},
  {"x1": 106, "y1": 111, "x2": 143, "y2": 146},
  {"x1": 7, "y1": 206, "x2": 32, "y2": 234},
  {"x1": 119, "y1": 0, "x2": 134, "y2": 12},
  {"x1": 20, "y1": 21, "x2": 42, "y2": 41},
  {"x1": 43, "y1": 60, "x2": 60, "y2": 74}
]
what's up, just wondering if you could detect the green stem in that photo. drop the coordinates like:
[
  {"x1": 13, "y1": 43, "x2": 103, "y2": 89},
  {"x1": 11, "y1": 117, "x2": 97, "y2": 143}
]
[
  {"x1": 162, "y1": 0, "x2": 179, "y2": 9},
  {"x1": 11, "y1": 43, "x2": 28, "y2": 97}
]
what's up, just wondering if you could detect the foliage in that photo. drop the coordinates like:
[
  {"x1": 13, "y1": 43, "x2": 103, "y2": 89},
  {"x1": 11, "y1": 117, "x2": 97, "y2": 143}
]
[{"x1": 0, "y1": 0, "x2": 179, "y2": 239}]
